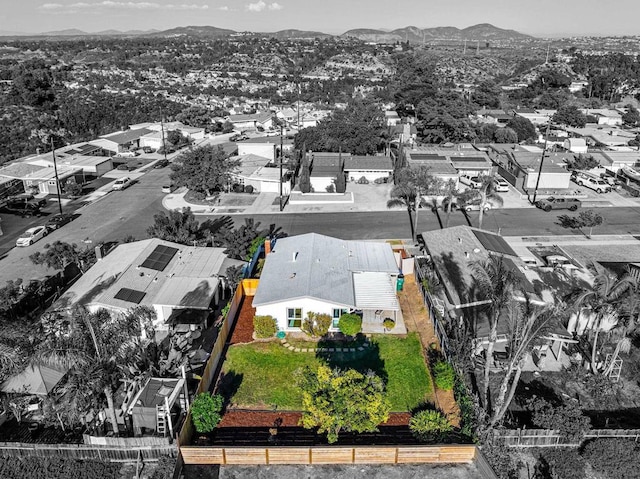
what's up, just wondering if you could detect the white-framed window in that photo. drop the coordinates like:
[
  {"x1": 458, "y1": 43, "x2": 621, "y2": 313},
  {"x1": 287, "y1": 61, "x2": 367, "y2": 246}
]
[
  {"x1": 332, "y1": 308, "x2": 348, "y2": 328},
  {"x1": 287, "y1": 308, "x2": 302, "y2": 328}
]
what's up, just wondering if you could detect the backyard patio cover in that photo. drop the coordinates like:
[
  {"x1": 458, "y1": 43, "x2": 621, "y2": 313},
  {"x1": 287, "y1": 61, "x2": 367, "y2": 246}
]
[
  {"x1": 352, "y1": 272, "x2": 400, "y2": 311},
  {"x1": 1, "y1": 365, "x2": 67, "y2": 396}
]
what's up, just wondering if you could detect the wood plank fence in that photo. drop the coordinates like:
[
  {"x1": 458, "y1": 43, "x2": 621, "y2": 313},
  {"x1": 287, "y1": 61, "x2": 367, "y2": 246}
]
[
  {"x1": 83, "y1": 434, "x2": 171, "y2": 446},
  {"x1": 491, "y1": 428, "x2": 640, "y2": 447},
  {"x1": 180, "y1": 445, "x2": 478, "y2": 465},
  {"x1": 0, "y1": 441, "x2": 177, "y2": 462}
]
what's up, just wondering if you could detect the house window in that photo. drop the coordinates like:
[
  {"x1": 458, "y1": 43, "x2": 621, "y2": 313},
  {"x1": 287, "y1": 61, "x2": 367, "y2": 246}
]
[
  {"x1": 332, "y1": 308, "x2": 348, "y2": 328},
  {"x1": 287, "y1": 308, "x2": 302, "y2": 328}
]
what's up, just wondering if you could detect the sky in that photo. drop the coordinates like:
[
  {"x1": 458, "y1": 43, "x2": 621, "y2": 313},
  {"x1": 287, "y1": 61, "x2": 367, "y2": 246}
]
[{"x1": 1, "y1": 0, "x2": 640, "y2": 37}]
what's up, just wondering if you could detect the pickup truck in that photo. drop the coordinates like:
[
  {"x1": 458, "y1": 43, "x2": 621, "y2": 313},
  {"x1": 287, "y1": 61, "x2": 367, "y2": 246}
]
[
  {"x1": 535, "y1": 196, "x2": 582, "y2": 212},
  {"x1": 1, "y1": 197, "x2": 45, "y2": 217}
]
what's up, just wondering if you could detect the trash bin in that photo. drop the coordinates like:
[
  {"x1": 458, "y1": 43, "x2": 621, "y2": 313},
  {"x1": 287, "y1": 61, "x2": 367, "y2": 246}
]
[{"x1": 396, "y1": 274, "x2": 405, "y2": 291}]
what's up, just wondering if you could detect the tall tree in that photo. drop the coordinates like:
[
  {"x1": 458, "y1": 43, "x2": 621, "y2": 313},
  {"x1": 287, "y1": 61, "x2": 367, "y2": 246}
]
[
  {"x1": 213, "y1": 218, "x2": 262, "y2": 261},
  {"x1": 147, "y1": 208, "x2": 202, "y2": 245},
  {"x1": 505, "y1": 116, "x2": 537, "y2": 143},
  {"x1": 471, "y1": 256, "x2": 522, "y2": 409},
  {"x1": 170, "y1": 145, "x2": 240, "y2": 198},
  {"x1": 552, "y1": 105, "x2": 587, "y2": 128},
  {"x1": 476, "y1": 175, "x2": 504, "y2": 230},
  {"x1": 30, "y1": 241, "x2": 96, "y2": 273}
]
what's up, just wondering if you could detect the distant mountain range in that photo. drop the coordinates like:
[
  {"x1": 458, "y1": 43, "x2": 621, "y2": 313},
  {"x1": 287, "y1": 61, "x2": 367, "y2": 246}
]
[{"x1": 0, "y1": 23, "x2": 532, "y2": 42}]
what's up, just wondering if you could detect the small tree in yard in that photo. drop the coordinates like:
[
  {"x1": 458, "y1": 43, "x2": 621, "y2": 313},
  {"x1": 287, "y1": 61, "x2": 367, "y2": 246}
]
[
  {"x1": 338, "y1": 313, "x2": 362, "y2": 336},
  {"x1": 295, "y1": 365, "x2": 390, "y2": 444},
  {"x1": 253, "y1": 315, "x2": 277, "y2": 338},
  {"x1": 535, "y1": 448, "x2": 586, "y2": 479},
  {"x1": 147, "y1": 208, "x2": 202, "y2": 245},
  {"x1": 557, "y1": 209, "x2": 603, "y2": 239},
  {"x1": 30, "y1": 241, "x2": 96, "y2": 273},
  {"x1": 213, "y1": 218, "x2": 262, "y2": 261},
  {"x1": 301, "y1": 312, "x2": 332, "y2": 338},
  {"x1": 64, "y1": 180, "x2": 83, "y2": 197},
  {"x1": 527, "y1": 397, "x2": 591, "y2": 443},
  {"x1": 299, "y1": 153, "x2": 311, "y2": 193},
  {"x1": 191, "y1": 393, "x2": 223, "y2": 434},
  {"x1": 581, "y1": 438, "x2": 640, "y2": 479},
  {"x1": 170, "y1": 145, "x2": 240, "y2": 198},
  {"x1": 409, "y1": 409, "x2": 452, "y2": 442}
]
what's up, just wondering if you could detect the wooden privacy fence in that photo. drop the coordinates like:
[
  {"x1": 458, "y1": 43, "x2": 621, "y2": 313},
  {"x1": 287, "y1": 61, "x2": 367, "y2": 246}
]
[
  {"x1": 0, "y1": 442, "x2": 177, "y2": 462},
  {"x1": 176, "y1": 280, "x2": 248, "y2": 448},
  {"x1": 492, "y1": 428, "x2": 640, "y2": 447},
  {"x1": 83, "y1": 434, "x2": 171, "y2": 446},
  {"x1": 180, "y1": 445, "x2": 478, "y2": 465}
]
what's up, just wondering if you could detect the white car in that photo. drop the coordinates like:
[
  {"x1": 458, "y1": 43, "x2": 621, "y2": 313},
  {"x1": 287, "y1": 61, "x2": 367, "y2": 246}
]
[
  {"x1": 459, "y1": 175, "x2": 482, "y2": 189},
  {"x1": 495, "y1": 179, "x2": 510, "y2": 192},
  {"x1": 112, "y1": 177, "x2": 132, "y2": 190},
  {"x1": 116, "y1": 151, "x2": 138, "y2": 158},
  {"x1": 16, "y1": 226, "x2": 48, "y2": 247}
]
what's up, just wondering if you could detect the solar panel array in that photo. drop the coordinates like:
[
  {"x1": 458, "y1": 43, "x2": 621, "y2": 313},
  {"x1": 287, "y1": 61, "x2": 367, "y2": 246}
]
[
  {"x1": 114, "y1": 288, "x2": 146, "y2": 304},
  {"x1": 140, "y1": 245, "x2": 179, "y2": 271},
  {"x1": 450, "y1": 156, "x2": 487, "y2": 162},
  {"x1": 472, "y1": 230, "x2": 517, "y2": 257}
]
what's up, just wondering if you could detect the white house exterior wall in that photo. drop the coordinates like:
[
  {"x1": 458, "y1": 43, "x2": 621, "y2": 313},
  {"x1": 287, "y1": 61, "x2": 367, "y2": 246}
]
[
  {"x1": 254, "y1": 297, "x2": 352, "y2": 332},
  {"x1": 310, "y1": 176, "x2": 334, "y2": 192},
  {"x1": 345, "y1": 170, "x2": 391, "y2": 182},
  {"x1": 524, "y1": 171, "x2": 571, "y2": 190},
  {"x1": 140, "y1": 137, "x2": 163, "y2": 150}
]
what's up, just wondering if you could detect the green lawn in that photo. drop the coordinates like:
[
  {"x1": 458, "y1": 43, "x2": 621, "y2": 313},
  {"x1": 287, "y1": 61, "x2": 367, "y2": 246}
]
[{"x1": 220, "y1": 333, "x2": 433, "y2": 412}]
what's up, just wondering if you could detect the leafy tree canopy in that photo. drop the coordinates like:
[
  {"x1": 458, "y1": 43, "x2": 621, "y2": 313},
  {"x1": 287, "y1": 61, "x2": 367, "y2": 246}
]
[
  {"x1": 29, "y1": 241, "x2": 96, "y2": 273},
  {"x1": 553, "y1": 105, "x2": 587, "y2": 128},
  {"x1": 505, "y1": 116, "x2": 537, "y2": 142},
  {"x1": 170, "y1": 145, "x2": 240, "y2": 198},
  {"x1": 147, "y1": 208, "x2": 202, "y2": 245}
]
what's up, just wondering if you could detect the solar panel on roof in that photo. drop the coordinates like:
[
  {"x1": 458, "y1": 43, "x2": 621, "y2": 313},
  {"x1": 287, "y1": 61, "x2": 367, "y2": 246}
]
[
  {"x1": 450, "y1": 156, "x2": 487, "y2": 162},
  {"x1": 114, "y1": 288, "x2": 146, "y2": 304},
  {"x1": 472, "y1": 230, "x2": 517, "y2": 257},
  {"x1": 410, "y1": 154, "x2": 446, "y2": 161},
  {"x1": 140, "y1": 245, "x2": 179, "y2": 271}
]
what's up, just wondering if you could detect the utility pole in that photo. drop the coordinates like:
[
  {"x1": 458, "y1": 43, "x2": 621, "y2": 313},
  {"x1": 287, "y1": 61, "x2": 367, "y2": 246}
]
[
  {"x1": 531, "y1": 118, "x2": 552, "y2": 205},
  {"x1": 50, "y1": 137, "x2": 63, "y2": 216},
  {"x1": 463, "y1": 39, "x2": 467, "y2": 55},
  {"x1": 279, "y1": 124, "x2": 284, "y2": 212},
  {"x1": 160, "y1": 112, "x2": 168, "y2": 163}
]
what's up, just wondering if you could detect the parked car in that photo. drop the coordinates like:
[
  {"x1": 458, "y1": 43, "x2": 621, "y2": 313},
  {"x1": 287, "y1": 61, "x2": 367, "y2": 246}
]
[
  {"x1": 535, "y1": 196, "x2": 582, "y2": 212},
  {"x1": 16, "y1": 226, "x2": 48, "y2": 247},
  {"x1": 1, "y1": 198, "x2": 42, "y2": 217},
  {"x1": 142, "y1": 146, "x2": 154, "y2": 154},
  {"x1": 154, "y1": 159, "x2": 169, "y2": 168},
  {"x1": 115, "y1": 151, "x2": 138, "y2": 158},
  {"x1": 45, "y1": 213, "x2": 75, "y2": 231},
  {"x1": 440, "y1": 197, "x2": 491, "y2": 212},
  {"x1": 112, "y1": 177, "x2": 133, "y2": 190},
  {"x1": 161, "y1": 185, "x2": 176, "y2": 193},
  {"x1": 459, "y1": 175, "x2": 482, "y2": 189},
  {"x1": 495, "y1": 179, "x2": 510, "y2": 193},
  {"x1": 116, "y1": 163, "x2": 130, "y2": 171},
  {"x1": 600, "y1": 174, "x2": 622, "y2": 189},
  {"x1": 571, "y1": 171, "x2": 611, "y2": 193}
]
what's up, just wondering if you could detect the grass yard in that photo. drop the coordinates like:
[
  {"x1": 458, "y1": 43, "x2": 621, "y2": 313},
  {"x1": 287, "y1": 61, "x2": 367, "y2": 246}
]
[{"x1": 220, "y1": 333, "x2": 433, "y2": 412}]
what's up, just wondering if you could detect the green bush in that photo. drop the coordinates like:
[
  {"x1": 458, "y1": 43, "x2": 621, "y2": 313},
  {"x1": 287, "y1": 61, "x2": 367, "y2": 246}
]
[
  {"x1": 64, "y1": 181, "x2": 83, "y2": 197},
  {"x1": 454, "y1": 373, "x2": 477, "y2": 441},
  {"x1": 253, "y1": 315, "x2": 277, "y2": 338},
  {"x1": 149, "y1": 457, "x2": 177, "y2": 479},
  {"x1": 338, "y1": 313, "x2": 362, "y2": 336},
  {"x1": 528, "y1": 397, "x2": 591, "y2": 443},
  {"x1": 191, "y1": 393, "x2": 223, "y2": 434},
  {"x1": 481, "y1": 444, "x2": 519, "y2": 479},
  {"x1": 581, "y1": 438, "x2": 640, "y2": 479},
  {"x1": 383, "y1": 318, "x2": 396, "y2": 330},
  {"x1": 535, "y1": 448, "x2": 585, "y2": 479},
  {"x1": 433, "y1": 360, "x2": 455, "y2": 391},
  {"x1": 409, "y1": 409, "x2": 452, "y2": 442},
  {"x1": 0, "y1": 456, "x2": 121, "y2": 479},
  {"x1": 301, "y1": 311, "x2": 331, "y2": 337}
]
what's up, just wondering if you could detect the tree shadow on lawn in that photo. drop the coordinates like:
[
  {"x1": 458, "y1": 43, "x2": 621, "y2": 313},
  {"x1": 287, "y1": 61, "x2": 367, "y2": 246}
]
[
  {"x1": 315, "y1": 338, "x2": 387, "y2": 384},
  {"x1": 215, "y1": 370, "x2": 244, "y2": 412}
]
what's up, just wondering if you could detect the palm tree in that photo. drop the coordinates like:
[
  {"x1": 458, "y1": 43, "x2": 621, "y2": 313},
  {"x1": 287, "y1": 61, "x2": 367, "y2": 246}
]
[
  {"x1": 602, "y1": 290, "x2": 640, "y2": 376},
  {"x1": 440, "y1": 179, "x2": 459, "y2": 228},
  {"x1": 387, "y1": 183, "x2": 418, "y2": 241},
  {"x1": 471, "y1": 255, "x2": 522, "y2": 409},
  {"x1": 491, "y1": 303, "x2": 556, "y2": 425},
  {"x1": 476, "y1": 174, "x2": 504, "y2": 230},
  {"x1": 33, "y1": 307, "x2": 148, "y2": 434},
  {"x1": 569, "y1": 264, "x2": 636, "y2": 374}
]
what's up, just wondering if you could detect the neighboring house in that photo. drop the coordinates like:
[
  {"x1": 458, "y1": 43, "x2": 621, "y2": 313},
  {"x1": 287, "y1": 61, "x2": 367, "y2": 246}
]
[
  {"x1": 488, "y1": 143, "x2": 571, "y2": 192},
  {"x1": 563, "y1": 138, "x2": 588, "y2": 154},
  {"x1": 513, "y1": 109, "x2": 556, "y2": 125},
  {"x1": 252, "y1": 233, "x2": 405, "y2": 334},
  {"x1": 51, "y1": 239, "x2": 244, "y2": 342},
  {"x1": 564, "y1": 126, "x2": 635, "y2": 148},
  {"x1": 581, "y1": 109, "x2": 623, "y2": 126},
  {"x1": 407, "y1": 146, "x2": 493, "y2": 179},
  {"x1": 237, "y1": 136, "x2": 295, "y2": 162},
  {"x1": 390, "y1": 123, "x2": 418, "y2": 145},
  {"x1": 385, "y1": 110, "x2": 401, "y2": 126},
  {"x1": 309, "y1": 152, "x2": 344, "y2": 192},
  {"x1": 227, "y1": 112, "x2": 274, "y2": 131},
  {"x1": 229, "y1": 154, "x2": 291, "y2": 194},
  {"x1": 90, "y1": 128, "x2": 154, "y2": 155},
  {"x1": 420, "y1": 226, "x2": 575, "y2": 372},
  {"x1": 0, "y1": 162, "x2": 81, "y2": 195},
  {"x1": 344, "y1": 155, "x2": 393, "y2": 183}
]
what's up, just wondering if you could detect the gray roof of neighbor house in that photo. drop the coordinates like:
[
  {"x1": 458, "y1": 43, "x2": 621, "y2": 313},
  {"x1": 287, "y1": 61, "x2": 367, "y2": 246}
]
[
  {"x1": 228, "y1": 112, "x2": 273, "y2": 124},
  {"x1": 420, "y1": 226, "x2": 532, "y2": 308},
  {"x1": 100, "y1": 128, "x2": 154, "y2": 145},
  {"x1": 344, "y1": 156, "x2": 393, "y2": 171},
  {"x1": 52, "y1": 239, "x2": 244, "y2": 313},
  {"x1": 252, "y1": 233, "x2": 399, "y2": 308}
]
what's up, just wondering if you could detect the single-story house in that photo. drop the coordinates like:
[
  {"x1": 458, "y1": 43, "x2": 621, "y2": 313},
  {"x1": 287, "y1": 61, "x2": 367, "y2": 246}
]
[
  {"x1": 252, "y1": 233, "x2": 405, "y2": 334},
  {"x1": 227, "y1": 112, "x2": 274, "y2": 131},
  {"x1": 230, "y1": 154, "x2": 291, "y2": 194},
  {"x1": 237, "y1": 136, "x2": 295, "y2": 162},
  {"x1": 513, "y1": 109, "x2": 556, "y2": 125},
  {"x1": 0, "y1": 162, "x2": 82, "y2": 195},
  {"x1": 407, "y1": 146, "x2": 493, "y2": 178},
  {"x1": 90, "y1": 128, "x2": 154, "y2": 155},
  {"x1": 51, "y1": 239, "x2": 244, "y2": 341},
  {"x1": 563, "y1": 138, "x2": 588, "y2": 154},
  {"x1": 309, "y1": 152, "x2": 344, "y2": 192},
  {"x1": 344, "y1": 155, "x2": 393, "y2": 183},
  {"x1": 385, "y1": 110, "x2": 401, "y2": 126},
  {"x1": 1, "y1": 364, "x2": 67, "y2": 396},
  {"x1": 581, "y1": 109, "x2": 623, "y2": 126}
]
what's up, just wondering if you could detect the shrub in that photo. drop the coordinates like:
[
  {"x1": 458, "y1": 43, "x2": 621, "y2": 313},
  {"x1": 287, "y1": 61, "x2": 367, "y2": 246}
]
[
  {"x1": 253, "y1": 315, "x2": 277, "y2": 338},
  {"x1": 190, "y1": 393, "x2": 223, "y2": 434},
  {"x1": 535, "y1": 448, "x2": 585, "y2": 479},
  {"x1": 481, "y1": 444, "x2": 519, "y2": 479},
  {"x1": 0, "y1": 457, "x2": 121, "y2": 479},
  {"x1": 382, "y1": 317, "x2": 395, "y2": 330},
  {"x1": 338, "y1": 313, "x2": 362, "y2": 336},
  {"x1": 325, "y1": 184, "x2": 335, "y2": 193},
  {"x1": 454, "y1": 374, "x2": 478, "y2": 441},
  {"x1": 301, "y1": 311, "x2": 331, "y2": 337},
  {"x1": 244, "y1": 184, "x2": 254, "y2": 194},
  {"x1": 64, "y1": 181, "x2": 83, "y2": 197},
  {"x1": 149, "y1": 457, "x2": 177, "y2": 479},
  {"x1": 527, "y1": 397, "x2": 591, "y2": 443},
  {"x1": 433, "y1": 360, "x2": 455, "y2": 391},
  {"x1": 581, "y1": 438, "x2": 640, "y2": 479},
  {"x1": 409, "y1": 409, "x2": 452, "y2": 442}
]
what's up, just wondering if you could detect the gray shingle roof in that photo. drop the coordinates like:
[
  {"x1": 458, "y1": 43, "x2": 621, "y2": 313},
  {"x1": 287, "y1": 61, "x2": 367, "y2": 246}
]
[{"x1": 252, "y1": 233, "x2": 398, "y2": 307}]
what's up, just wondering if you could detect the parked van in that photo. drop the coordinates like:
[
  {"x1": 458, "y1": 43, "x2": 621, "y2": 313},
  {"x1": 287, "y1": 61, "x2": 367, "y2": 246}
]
[{"x1": 570, "y1": 170, "x2": 611, "y2": 193}]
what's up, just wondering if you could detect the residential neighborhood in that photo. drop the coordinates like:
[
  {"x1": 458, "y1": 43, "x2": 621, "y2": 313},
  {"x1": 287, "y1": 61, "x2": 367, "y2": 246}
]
[{"x1": 2, "y1": 7, "x2": 640, "y2": 479}]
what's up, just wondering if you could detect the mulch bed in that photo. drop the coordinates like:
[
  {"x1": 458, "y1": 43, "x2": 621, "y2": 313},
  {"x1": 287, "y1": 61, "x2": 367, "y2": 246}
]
[
  {"x1": 228, "y1": 297, "x2": 255, "y2": 344},
  {"x1": 219, "y1": 410, "x2": 410, "y2": 428}
]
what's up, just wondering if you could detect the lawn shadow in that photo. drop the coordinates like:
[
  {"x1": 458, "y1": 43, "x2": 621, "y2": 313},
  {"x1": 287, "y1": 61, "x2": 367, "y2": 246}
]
[
  {"x1": 315, "y1": 335, "x2": 387, "y2": 384},
  {"x1": 215, "y1": 370, "x2": 244, "y2": 412}
]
